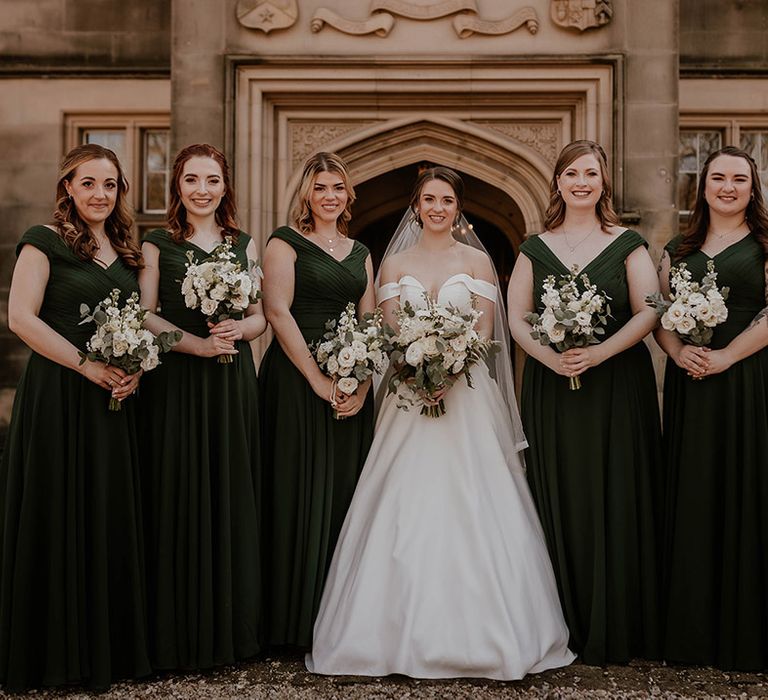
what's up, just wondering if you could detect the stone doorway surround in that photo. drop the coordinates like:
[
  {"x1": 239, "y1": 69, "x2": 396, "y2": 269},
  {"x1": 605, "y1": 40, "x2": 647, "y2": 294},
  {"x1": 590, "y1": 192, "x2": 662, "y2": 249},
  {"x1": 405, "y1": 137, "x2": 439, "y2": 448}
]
[{"x1": 231, "y1": 58, "x2": 618, "y2": 254}]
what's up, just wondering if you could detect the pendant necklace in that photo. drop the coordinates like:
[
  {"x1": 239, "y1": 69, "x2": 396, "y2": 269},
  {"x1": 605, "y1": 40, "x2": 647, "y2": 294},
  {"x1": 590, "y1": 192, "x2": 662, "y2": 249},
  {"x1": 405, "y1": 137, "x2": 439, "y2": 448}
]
[
  {"x1": 562, "y1": 220, "x2": 599, "y2": 253},
  {"x1": 321, "y1": 232, "x2": 342, "y2": 252},
  {"x1": 710, "y1": 219, "x2": 746, "y2": 240}
]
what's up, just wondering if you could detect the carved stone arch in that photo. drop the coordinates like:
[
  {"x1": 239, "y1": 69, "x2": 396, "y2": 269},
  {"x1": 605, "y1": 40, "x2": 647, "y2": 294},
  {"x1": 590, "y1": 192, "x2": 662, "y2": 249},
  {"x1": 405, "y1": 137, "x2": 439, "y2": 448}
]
[{"x1": 282, "y1": 118, "x2": 552, "y2": 244}]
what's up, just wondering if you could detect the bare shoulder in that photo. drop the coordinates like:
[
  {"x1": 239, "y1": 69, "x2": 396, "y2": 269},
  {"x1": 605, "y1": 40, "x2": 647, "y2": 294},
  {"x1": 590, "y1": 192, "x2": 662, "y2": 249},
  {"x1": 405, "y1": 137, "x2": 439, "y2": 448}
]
[
  {"x1": 379, "y1": 251, "x2": 407, "y2": 283},
  {"x1": 606, "y1": 225, "x2": 629, "y2": 236},
  {"x1": 460, "y1": 244, "x2": 494, "y2": 281}
]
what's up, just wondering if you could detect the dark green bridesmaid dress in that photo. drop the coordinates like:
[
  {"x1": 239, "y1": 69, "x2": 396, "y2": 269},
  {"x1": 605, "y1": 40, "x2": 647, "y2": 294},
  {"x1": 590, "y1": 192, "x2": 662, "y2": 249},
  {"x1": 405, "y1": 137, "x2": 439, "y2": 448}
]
[
  {"x1": 520, "y1": 229, "x2": 663, "y2": 665},
  {"x1": 663, "y1": 234, "x2": 768, "y2": 671},
  {"x1": 0, "y1": 226, "x2": 150, "y2": 691},
  {"x1": 139, "y1": 229, "x2": 262, "y2": 669},
  {"x1": 260, "y1": 226, "x2": 374, "y2": 648}
]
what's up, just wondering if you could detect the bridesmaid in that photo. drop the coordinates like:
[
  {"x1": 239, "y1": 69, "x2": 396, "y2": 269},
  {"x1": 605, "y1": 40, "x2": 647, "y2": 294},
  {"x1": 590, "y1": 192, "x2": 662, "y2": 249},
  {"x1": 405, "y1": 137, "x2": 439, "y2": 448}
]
[
  {"x1": 657, "y1": 145, "x2": 768, "y2": 670},
  {"x1": 260, "y1": 151, "x2": 375, "y2": 648},
  {"x1": 138, "y1": 144, "x2": 266, "y2": 669},
  {"x1": 0, "y1": 144, "x2": 149, "y2": 690},
  {"x1": 507, "y1": 140, "x2": 663, "y2": 664}
]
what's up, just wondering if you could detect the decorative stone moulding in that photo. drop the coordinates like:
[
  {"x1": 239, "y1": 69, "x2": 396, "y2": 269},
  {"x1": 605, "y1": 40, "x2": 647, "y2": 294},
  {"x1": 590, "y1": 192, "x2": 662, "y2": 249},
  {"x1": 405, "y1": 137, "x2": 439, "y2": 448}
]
[
  {"x1": 471, "y1": 122, "x2": 560, "y2": 166},
  {"x1": 309, "y1": 0, "x2": 539, "y2": 38},
  {"x1": 550, "y1": 0, "x2": 613, "y2": 32},
  {"x1": 236, "y1": 0, "x2": 298, "y2": 33}
]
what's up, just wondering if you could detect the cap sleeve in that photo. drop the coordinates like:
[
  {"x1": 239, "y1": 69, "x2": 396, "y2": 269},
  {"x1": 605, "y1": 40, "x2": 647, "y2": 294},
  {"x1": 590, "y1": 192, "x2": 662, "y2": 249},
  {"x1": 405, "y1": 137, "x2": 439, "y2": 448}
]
[
  {"x1": 15, "y1": 225, "x2": 60, "y2": 259},
  {"x1": 377, "y1": 281, "x2": 401, "y2": 303},
  {"x1": 142, "y1": 228, "x2": 170, "y2": 248}
]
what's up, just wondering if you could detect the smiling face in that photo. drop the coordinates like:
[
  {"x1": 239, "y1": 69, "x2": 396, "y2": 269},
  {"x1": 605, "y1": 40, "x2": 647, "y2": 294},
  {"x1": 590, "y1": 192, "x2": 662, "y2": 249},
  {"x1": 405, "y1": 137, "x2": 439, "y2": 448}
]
[
  {"x1": 556, "y1": 153, "x2": 604, "y2": 212},
  {"x1": 64, "y1": 157, "x2": 119, "y2": 228},
  {"x1": 309, "y1": 170, "x2": 349, "y2": 226},
  {"x1": 178, "y1": 155, "x2": 225, "y2": 218},
  {"x1": 704, "y1": 153, "x2": 752, "y2": 218},
  {"x1": 416, "y1": 178, "x2": 458, "y2": 234}
]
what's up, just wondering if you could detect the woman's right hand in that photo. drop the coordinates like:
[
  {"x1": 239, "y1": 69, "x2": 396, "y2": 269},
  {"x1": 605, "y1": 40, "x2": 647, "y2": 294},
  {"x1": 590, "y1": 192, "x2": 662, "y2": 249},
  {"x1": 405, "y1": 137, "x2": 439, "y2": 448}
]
[
  {"x1": 545, "y1": 353, "x2": 575, "y2": 377},
  {"x1": 673, "y1": 343, "x2": 710, "y2": 376},
  {"x1": 311, "y1": 374, "x2": 339, "y2": 405},
  {"x1": 199, "y1": 333, "x2": 238, "y2": 359},
  {"x1": 81, "y1": 360, "x2": 129, "y2": 391}
]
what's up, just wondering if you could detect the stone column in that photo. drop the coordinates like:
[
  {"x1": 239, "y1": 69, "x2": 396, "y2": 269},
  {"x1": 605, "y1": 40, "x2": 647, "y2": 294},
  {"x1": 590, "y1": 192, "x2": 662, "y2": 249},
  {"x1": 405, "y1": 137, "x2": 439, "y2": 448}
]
[
  {"x1": 171, "y1": 0, "x2": 227, "y2": 153},
  {"x1": 622, "y1": 0, "x2": 680, "y2": 257}
]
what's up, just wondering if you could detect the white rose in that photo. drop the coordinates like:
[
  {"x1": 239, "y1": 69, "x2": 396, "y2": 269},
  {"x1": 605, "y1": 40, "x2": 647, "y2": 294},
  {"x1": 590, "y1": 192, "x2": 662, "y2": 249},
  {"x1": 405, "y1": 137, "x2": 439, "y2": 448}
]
[
  {"x1": 337, "y1": 346, "x2": 356, "y2": 368},
  {"x1": 449, "y1": 335, "x2": 467, "y2": 352},
  {"x1": 350, "y1": 340, "x2": 368, "y2": 362},
  {"x1": 140, "y1": 345, "x2": 160, "y2": 371},
  {"x1": 405, "y1": 340, "x2": 426, "y2": 367},
  {"x1": 336, "y1": 377, "x2": 359, "y2": 395},
  {"x1": 89, "y1": 335, "x2": 104, "y2": 351},
  {"x1": 661, "y1": 313, "x2": 677, "y2": 331},
  {"x1": 422, "y1": 335, "x2": 439, "y2": 356},
  {"x1": 575, "y1": 311, "x2": 592, "y2": 327},
  {"x1": 326, "y1": 356, "x2": 340, "y2": 375},
  {"x1": 210, "y1": 284, "x2": 227, "y2": 301},
  {"x1": 549, "y1": 327, "x2": 566, "y2": 343},
  {"x1": 200, "y1": 298, "x2": 218, "y2": 316},
  {"x1": 687, "y1": 292, "x2": 706, "y2": 306},
  {"x1": 184, "y1": 291, "x2": 199, "y2": 309},
  {"x1": 451, "y1": 359, "x2": 465, "y2": 374},
  {"x1": 540, "y1": 312, "x2": 558, "y2": 334},
  {"x1": 181, "y1": 276, "x2": 194, "y2": 295},
  {"x1": 337, "y1": 363, "x2": 353, "y2": 377},
  {"x1": 566, "y1": 299, "x2": 581, "y2": 312},
  {"x1": 665, "y1": 302, "x2": 686, "y2": 324},
  {"x1": 442, "y1": 351, "x2": 456, "y2": 370},
  {"x1": 676, "y1": 316, "x2": 696, "y2": 334}
]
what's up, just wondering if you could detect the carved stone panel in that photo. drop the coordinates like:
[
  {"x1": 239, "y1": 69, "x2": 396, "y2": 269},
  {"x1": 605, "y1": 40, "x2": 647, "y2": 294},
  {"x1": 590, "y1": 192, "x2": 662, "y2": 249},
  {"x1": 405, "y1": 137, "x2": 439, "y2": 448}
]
[
  {"x1": 310, "y1": 0, "x2": 538, "y2": 38},
  {"x1": 472, "y1": 122, "x2": 560, "y2": 165},
  {"x1": 237, "y1": 0, "x2": 298, "y2": 33},
  {"x1": 550, "y1": 0, "x2": 613, "y2": 32},
  {"x1": 289, "y1": 121, "x2": 382, "y2": 167}
]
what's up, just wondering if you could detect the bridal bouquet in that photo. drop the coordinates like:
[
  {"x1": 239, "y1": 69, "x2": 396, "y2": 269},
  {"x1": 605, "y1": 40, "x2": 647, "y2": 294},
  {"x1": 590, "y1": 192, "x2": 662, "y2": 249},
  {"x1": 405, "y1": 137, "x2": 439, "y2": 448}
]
[
  {"x1": 313, "y1": 302, "x2": 393, "y2": 418},
  {"x1": 646, "y1": 259, "x2": 729, "y2": 346},
  {"x1": 181, "y1": 236, "x2": 262, "y2": 363},
  {"x1": 79, "y1": 289, "x2": 182, "y2": 411},
  {"x1": 387, "y1": 296, "x2": 498, "y2": 418},
  {"x1": 525, "y1": 270, "x2": 611, "y2": 390}
]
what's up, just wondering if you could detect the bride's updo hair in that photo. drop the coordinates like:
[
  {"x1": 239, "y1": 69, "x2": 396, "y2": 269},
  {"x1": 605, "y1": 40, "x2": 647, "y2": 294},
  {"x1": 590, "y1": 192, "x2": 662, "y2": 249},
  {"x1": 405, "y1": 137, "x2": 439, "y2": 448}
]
[{"x1": 409, "y1": 166, "x2": 465, "y2": 225}]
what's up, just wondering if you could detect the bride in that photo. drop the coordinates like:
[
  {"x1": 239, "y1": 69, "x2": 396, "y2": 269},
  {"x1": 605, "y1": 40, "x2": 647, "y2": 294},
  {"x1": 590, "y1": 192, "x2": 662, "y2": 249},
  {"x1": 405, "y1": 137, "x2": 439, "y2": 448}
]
[{"x1": 306, "y1": 167, "x2": 575, "y2": 680}]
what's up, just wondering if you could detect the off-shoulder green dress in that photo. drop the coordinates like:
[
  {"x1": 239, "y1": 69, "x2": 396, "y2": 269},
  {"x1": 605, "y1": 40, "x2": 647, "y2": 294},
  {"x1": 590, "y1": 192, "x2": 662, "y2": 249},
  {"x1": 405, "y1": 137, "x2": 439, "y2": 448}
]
[
  {"x1": 260, "y1": 226, "x2": 374, "y2": 648},
  {"x1": 0, "y1": 225, "x2": 150, "y2": 691},
  {"x1": 663, "y1": 233, "x2": 768, "y2": 670},
  {"x1": 520, "y1": 230, "x2": 663, "y2": 665},
  {"x1": 139, "y1": 229, "x2": 262, "y2": 669}
]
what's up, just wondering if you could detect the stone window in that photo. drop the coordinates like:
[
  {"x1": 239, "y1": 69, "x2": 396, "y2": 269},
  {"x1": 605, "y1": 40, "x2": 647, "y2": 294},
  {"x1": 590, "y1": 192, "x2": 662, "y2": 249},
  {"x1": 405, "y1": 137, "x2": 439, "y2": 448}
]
[
  {"x1": 678, "y1": 129, "x2": 722, "y2": 213},
  {"x1": 740, "y1": 130, "x2": 768, "y2": 196},
  {"x1": 65, "y1": 114, "x2": 170, "y2": 236}
]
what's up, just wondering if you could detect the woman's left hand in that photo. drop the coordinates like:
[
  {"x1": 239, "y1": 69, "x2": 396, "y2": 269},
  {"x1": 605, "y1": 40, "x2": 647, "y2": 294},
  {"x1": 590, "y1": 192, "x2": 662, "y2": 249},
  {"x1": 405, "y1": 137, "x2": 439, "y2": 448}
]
[
  {"x1": 335, "y1": 387, "x2": 368, "y2": 418},
  {"x1": 560, "y1": 346, "x2": 605, "y2": 376},
  {"x1": 208, "y1": 318, "x2": 243, "y2": 342},
  {"x1": 112, "y1": 370, "x2": 142, "y2": 402},
  {"x1": 696, "y1": 348, "x2": 733, "y2": 377}
]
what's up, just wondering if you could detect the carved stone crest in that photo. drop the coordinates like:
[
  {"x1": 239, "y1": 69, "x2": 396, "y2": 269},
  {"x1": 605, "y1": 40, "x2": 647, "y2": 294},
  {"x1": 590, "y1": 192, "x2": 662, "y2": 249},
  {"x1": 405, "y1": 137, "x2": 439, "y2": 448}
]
[
  {"x1": 237, "y1": 0, "x2": 298, "y2": 33},
  {"x1": 550, "y1": 0, "x2": 612, "y2": 32},
  {"x1": 311, "y1": 0, "x2": 539, "y2": 38}
]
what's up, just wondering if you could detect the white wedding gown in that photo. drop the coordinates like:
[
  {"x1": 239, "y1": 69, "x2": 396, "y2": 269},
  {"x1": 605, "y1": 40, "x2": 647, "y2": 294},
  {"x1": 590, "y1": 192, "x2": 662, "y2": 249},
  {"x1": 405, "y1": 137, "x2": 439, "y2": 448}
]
[{"x1": 306, "y1": 274, "x2": 575, "y2": 680}]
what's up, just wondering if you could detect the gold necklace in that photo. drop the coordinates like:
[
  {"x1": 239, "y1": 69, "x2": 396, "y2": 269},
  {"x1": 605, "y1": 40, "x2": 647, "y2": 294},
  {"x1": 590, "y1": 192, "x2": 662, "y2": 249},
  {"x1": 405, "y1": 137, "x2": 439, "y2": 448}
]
[
  {"x1": 316, "y1": 232, "x2": 343, "y2": 252},
  {"x1": 562, "y1": 221, "x2": 599, "y2": 253},
  {"x1": 710, "y1": 219, "x2": 747, "y2": 240}
]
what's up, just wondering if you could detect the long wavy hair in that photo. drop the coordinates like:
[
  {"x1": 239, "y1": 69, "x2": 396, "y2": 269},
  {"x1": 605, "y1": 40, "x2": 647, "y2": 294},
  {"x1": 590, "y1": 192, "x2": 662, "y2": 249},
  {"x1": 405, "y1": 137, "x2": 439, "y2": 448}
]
[
  {"x1": 52, "y1": 143, "x2": 142, "y2": 269},
  {"x1": 408, "y1": 166, "x2": 465, "y2": 226},
  {"x1": 167, "y1": 144, "x2": 239, "y2": 244},
  {"x1": 291, "y1": 152, "x2": 355, "y2": 237},
  {"x1": 543, "y1": 140, "x2": 620, "y2": 232},
  {"x1": 675, "y1": 145, "x2": 768, "y2": 261}
]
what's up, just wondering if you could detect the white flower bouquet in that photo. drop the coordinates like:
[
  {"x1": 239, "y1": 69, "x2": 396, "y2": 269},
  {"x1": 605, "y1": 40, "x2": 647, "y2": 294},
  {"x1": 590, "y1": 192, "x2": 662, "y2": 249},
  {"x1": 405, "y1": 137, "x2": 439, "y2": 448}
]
[
  {"x1": 387, "y1": 296, "x2": 499, "y2": 418},
  {"x1": 525, "y1": 270, "x2": 612, "y2": 390},
  {"x1": 313, "y1": 302, "x2": 393, "y2": 418},
  {"x1": 181, "y1": 235, "x2": 262, "y2": 363},
  {"x1": 79, "y1": 289, "x2": 182, "y2": 410},
  {"x1": 646, "y1": 259, "x2": 729, "y2": 346}
]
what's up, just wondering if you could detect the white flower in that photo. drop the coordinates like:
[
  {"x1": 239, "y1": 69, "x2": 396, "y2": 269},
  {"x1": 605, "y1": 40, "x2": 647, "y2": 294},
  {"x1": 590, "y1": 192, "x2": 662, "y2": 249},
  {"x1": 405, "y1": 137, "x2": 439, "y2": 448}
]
[
  {"x1": 200, "y1": 298, "x2": 218, "y2": 316},
  {"x1": 575, "y1": 311, "x2": 592, "y2": 327},
  {"x1": 140, "y1": 345, "x2": 160, "y2": 371},
  {"x1": 661, "y1": 313, "x2": 677, "y2": 331},
  {"x1": 405, "y1": 340, "x2": 426, "y2": 367},
  {"x1": 337, "y1": 377, "x2": 359, "y2": 395},
  {"x1": 210, "y1": 284, "x2": 228, "y2": 301},
  {"x1": 350, "y1": 340, "x2": 368, "y2": 362},
  {"x1": 449, "y1": 335, "x2": 467, "y2": 352},
  {"x1": 540, "y1": 312, "x2": 558, "y2": 334},
  {"x1": 337, "y1": 363, "x2": 353, "y2": 377},
  {"x1": 549, "y1": 327, "x2": 566, "y2": 343},
  {"x1": 665, "y1": 302, "x2": 686, "y2": 325},
  {"x1": 676, "y1": 316, "x2": 696, "y2": 334},
  {"x1": 337, "y1": 346, "x2": 356, "y2": 368},
  {"x1": 687, "y1": 291, "x2": 706, "y2": 307},
  {"x1": 326, "y1": 356, "x2": 340, "y2": 375},
  {"x1": 112, "y1": 332, "x2": 129, "y2": 357},
  {"x1": 451, "y1": 359, "x2": 465, "y2": 374}
]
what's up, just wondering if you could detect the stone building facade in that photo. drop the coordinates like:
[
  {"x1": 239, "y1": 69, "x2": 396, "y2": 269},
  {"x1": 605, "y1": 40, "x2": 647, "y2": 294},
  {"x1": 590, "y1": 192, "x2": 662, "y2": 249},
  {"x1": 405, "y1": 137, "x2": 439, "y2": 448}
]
[{"x1": 0, "y1": 0, "x2": 766, "y2": 442}]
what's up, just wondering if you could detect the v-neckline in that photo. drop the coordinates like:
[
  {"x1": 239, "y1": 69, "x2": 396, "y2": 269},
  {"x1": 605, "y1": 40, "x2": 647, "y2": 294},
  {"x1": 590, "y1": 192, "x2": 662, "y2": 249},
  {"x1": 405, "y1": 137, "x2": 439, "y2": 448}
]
[
  {"x1": 185, "y1": 238, "x2": 225, "y2": 257},
  {"x1": 287, "y1": 226, "x2": 357, "y2": 265},
  {"x1": 698, "y1": 232, "x2": 752, "y2": 261},
  {"x1": 538, "y1": 230, "x2": 630, "y2": 275}
]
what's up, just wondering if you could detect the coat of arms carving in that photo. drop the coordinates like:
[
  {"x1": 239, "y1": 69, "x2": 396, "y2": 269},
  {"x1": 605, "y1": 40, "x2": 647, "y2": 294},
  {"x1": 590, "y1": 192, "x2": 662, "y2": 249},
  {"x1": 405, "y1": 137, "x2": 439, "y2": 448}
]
[
  {"x1": 237, "y1": 0, "x2": 298, "y2": 33},
  {"x1": 550, "y1": 0, "x2": 612, "y2": 32}
]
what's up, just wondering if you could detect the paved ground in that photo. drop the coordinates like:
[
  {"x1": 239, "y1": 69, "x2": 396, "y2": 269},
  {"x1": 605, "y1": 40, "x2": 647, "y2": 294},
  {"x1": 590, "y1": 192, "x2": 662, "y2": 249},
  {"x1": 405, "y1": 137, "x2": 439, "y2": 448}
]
[{"x1": 2, "y1": 653, "x2": 767, "y2": 699}]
